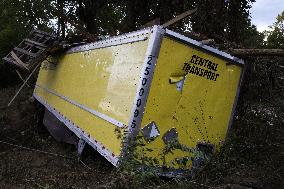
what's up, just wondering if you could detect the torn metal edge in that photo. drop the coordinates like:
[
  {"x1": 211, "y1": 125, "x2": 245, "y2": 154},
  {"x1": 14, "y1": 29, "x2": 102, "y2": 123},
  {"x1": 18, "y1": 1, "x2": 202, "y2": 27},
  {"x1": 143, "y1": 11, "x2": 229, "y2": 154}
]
[
  {"x1": 141, "y1": 121, "x2": 160, "y2": 141},
  {"x1": 33, "y1": 93, "x2": 119, "y2": 166}
]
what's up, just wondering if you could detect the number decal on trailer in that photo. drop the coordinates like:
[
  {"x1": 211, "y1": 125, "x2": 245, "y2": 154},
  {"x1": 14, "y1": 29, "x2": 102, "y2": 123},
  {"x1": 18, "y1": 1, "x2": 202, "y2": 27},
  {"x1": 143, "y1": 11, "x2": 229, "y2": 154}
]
[{"x1": 131, "y1": 55, "x2": 154, "y2": 129}]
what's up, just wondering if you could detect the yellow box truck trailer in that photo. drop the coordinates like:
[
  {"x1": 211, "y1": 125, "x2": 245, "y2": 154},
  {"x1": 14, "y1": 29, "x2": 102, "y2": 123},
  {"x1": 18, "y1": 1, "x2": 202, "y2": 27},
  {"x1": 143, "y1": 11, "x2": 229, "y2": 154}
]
[{"x1": 34, "y1": 25, "x2": 244, "y2": 176}]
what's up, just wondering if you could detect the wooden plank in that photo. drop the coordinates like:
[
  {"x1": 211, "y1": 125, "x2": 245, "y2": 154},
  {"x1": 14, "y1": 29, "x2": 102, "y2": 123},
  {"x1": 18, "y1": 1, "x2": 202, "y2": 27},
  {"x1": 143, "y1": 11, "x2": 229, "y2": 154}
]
[
  {"x1": 140, "y1": 18, "x2": 161, "y2": 29},
  {"x1": 24, "y1": 39, "x2": 47, "y2": 48},
  {"x1": 33, "y1": 29, "x2": 56, "y2": 37},
  {"x1": 24, "y1": 42, "x2": 45, "y2": 51},
  {"x1": 10, "y1": 51, "x2": 29, "y2": 70},
  {"x1": 14, "y1": 47, "x2": 37, "y2": 58},
  {"x1": 3, "y1": 57, "x2": 15, "y2": 64},
  {"x1": 8, "y1": 62, "x2": 42, "y2": 107},
  {"x1": 3, "y1": 57, "x2": 27, "y2": 70},
  {"x1": 16, "y1": 70, "x2": 30, "y2": 87},
  {"x1": 162, "y1": 8, "x2": 197, "y2": 28},
  {"x1": 200, "y1": 39, "x2": 215, "y2": 45}
]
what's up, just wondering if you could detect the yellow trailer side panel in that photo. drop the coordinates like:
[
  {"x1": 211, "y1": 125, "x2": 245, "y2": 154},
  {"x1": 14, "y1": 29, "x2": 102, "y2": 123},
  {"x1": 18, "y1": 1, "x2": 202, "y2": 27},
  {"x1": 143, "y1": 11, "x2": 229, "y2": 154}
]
[
  {"x1": 140, "y1": 37, "x2": 242, "y2": 168},
  {"x1": 35, "y1": 40, "x2": 149, "y2": 156}
]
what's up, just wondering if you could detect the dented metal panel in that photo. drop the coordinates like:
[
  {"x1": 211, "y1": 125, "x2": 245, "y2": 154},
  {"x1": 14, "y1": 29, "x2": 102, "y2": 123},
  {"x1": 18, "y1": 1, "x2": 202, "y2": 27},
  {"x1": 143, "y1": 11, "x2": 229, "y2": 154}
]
[
  {"x1": 139, "y1": 36, "x2": 243, "y2": 169},
  {"x1": 35, "y1": 32, "x2": 150, "y2": 157}
]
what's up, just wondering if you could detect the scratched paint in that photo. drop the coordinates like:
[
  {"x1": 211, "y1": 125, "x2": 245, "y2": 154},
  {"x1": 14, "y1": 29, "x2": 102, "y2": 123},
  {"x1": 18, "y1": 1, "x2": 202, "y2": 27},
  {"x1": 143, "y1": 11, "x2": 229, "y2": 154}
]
[
  {"x1": 35, "y1": 37, "x2": 149, "y2": 156},
  {"x1": 139, "y1": 37, "x2": 242, "y2": 169}
]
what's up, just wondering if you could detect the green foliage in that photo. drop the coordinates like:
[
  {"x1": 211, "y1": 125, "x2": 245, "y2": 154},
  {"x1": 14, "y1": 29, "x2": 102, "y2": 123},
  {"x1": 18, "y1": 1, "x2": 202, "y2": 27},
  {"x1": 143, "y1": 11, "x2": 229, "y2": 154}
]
[
  {"x1": 191, "y1": 0, "x2": 227, "y2": 40},
  {"x1": 243, "y1": 24, "x2": 265, "y2": 48},
  {"x1": 0, "y1": 0, "x2": 262, "y2": 53},
  {"x1": 226, "y1": 0, "x2": 256, "y2": 43},
  {"x1": 265, "y1": 11, "x2": 284, "y2": 48},
  {"x1": 191, "y1": 0, "x2": 257, "y2": 45},
  {"x1": 0, "y1": 0, "x2": 55, "y2": 58}
]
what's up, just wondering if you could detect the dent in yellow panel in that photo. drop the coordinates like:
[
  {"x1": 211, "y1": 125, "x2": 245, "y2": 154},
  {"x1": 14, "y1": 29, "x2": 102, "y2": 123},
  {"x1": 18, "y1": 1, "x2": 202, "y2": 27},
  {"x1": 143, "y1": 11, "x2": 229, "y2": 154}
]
[
  {"x1": 139, "y1": 37, "x2": 242, "y2": 169},
  {"x1": 36, "y1": 40, "x2": 149, "y2": 124},
  {"x1": 35, "y1": 39, "x2": 149, "y2": 156}
]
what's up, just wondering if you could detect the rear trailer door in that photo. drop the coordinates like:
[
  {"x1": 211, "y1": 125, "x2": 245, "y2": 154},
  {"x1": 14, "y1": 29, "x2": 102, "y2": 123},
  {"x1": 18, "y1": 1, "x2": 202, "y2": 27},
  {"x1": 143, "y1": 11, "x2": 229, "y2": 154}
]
[{"x1": 140, "y1": 35, "x2": 243, "y2": 169}]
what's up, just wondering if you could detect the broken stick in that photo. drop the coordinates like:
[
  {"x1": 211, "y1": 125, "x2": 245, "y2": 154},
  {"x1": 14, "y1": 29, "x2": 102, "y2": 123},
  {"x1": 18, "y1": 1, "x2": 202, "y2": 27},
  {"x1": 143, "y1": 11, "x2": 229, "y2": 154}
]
[
  {"x1": 201, "y1": 39, "x2": 215, "y2": 45},
  {"x1": 231, "y1": 49, "x2": 284, "y2": 57},
  {"x1": 7, "y1": 62, "x2": 41, "y2": 107},
  {"x1": 162, "y1": 8, "x2": 197, "y2": 28},
  {"x1": 15, "y1": 70, "x2": 30, "y2": 87}
]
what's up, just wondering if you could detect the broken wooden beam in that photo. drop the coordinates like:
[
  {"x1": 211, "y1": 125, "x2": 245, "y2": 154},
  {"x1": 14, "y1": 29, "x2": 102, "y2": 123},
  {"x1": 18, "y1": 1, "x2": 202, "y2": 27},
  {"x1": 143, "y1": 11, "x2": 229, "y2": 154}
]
[
  {"x1": 15, "y1": 70, "x2": 30, "y2": 87},
  {"x1": 230, "y1": 49, "x2": 284, "y2": 57},
  {"x1": 10, "y1": 51, "x2": 29, "y2": 70},
  {"x1": 140, "y1": 18, "x2": 161, "y2": 29},
  {"x1": 7, "y1": 62, "x2": 42, "y2": 107},
  {"x1": 162, "y1": 8, "x2": 197, "y2": 28},
  {"x1": 24, "y1": 39, "x2": 47, "y2": 48},
  {"x1": 14, "y1": 47, "x2": 37, "y2": 58},
  {"x1": 201, "y1": 39, "x2": 215, "y2": 45}
]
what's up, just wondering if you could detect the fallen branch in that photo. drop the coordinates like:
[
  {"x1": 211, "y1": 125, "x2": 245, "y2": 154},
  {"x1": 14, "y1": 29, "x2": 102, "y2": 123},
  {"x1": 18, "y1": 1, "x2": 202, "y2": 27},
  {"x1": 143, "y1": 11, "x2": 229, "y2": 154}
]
[
  {"x1": 230, "y1": 49, "x2": 284, "y2": 57},
  {"x1": 7, "y1": 62, "x2": 41, "y2": 107},
  {"x1": 201, "y1": 39, "x2": 215, "y2": 45},
  {"x1": 15, "y1": 70, "x2": 30, "y2": 87},
  {"x1": 140, "y1": 18, "x2": 161, "y2": 29},
  {"x1": 162, "y1": 8, "x2": 197, "y2": 28},
  {"x1": 182, "y1": 32, "x2": 209, "y2": 41}
]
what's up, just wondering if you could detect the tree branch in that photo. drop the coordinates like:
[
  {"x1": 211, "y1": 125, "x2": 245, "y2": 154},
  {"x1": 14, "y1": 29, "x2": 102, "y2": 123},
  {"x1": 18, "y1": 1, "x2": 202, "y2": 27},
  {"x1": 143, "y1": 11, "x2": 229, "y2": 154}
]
[{"x1": 230, "y1": 49, "x2": 284, "y2": 57}]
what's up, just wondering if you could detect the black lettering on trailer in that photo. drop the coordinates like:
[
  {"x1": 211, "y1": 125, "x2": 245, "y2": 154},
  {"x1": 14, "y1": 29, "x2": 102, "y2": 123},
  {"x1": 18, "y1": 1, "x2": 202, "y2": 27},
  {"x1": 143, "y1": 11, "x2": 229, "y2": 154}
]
[
  {"x1": 144, "y1": 67, "x2": 150, "y2": 75},
  {"x1": 184, "y1": 54, "x2": 220, "y2": 81},
  {"x1": 134, "y1": 109, "x2": 139, "y2": 118},
  {"x1": 142, "y1": 78, "x2": 147, "y2": 86},
  {"x1": 139, "y1": 88, "x2": 145, "y2": 96},
  {"x1": 147, "y1": 55, "x2": 153, "y2": 65},
  {"x1": 131, "y1": 120, "x2": 137, "y2": 128},
  {"x1": 190, "y1": 55, "x2": 196, "y2": 63},
  {"x1": 136, "y1": 99, "x2": 142, "y2": 107}
]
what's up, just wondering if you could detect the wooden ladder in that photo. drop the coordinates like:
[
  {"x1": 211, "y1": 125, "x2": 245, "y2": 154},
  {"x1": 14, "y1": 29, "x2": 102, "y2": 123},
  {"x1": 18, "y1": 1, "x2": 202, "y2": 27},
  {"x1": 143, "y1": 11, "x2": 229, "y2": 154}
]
[{"x1": 3, "y1": 30, "x2": 58, "y2": 71}]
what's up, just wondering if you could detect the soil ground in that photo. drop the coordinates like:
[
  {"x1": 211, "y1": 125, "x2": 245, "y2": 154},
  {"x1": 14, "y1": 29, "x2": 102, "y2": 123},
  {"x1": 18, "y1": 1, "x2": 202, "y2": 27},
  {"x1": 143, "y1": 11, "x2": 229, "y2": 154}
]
[{"x1": 0, "y1": 86, "x2": 116, "y2": 189}]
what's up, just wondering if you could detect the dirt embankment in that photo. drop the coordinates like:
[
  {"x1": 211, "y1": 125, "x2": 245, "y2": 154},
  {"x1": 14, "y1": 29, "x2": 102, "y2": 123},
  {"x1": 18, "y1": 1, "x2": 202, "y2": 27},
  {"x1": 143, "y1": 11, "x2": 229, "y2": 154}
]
[{"x1": 0, "y1": 87, "x2": 116, "y2": 189}]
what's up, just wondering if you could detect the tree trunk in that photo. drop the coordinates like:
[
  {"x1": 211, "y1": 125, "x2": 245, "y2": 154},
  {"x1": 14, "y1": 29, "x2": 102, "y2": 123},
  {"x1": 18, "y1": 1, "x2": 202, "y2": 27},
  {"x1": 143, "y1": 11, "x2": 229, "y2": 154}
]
[{"x1": 231, "y1": 49, "x2": 284, "y2": 57}]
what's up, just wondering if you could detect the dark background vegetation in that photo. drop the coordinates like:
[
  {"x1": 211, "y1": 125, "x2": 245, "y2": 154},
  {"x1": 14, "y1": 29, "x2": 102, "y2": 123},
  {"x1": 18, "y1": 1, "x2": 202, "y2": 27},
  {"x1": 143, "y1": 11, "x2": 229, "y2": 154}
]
[{"x1": 0, "y1": 0, "x2": 283, "y2": 188}]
